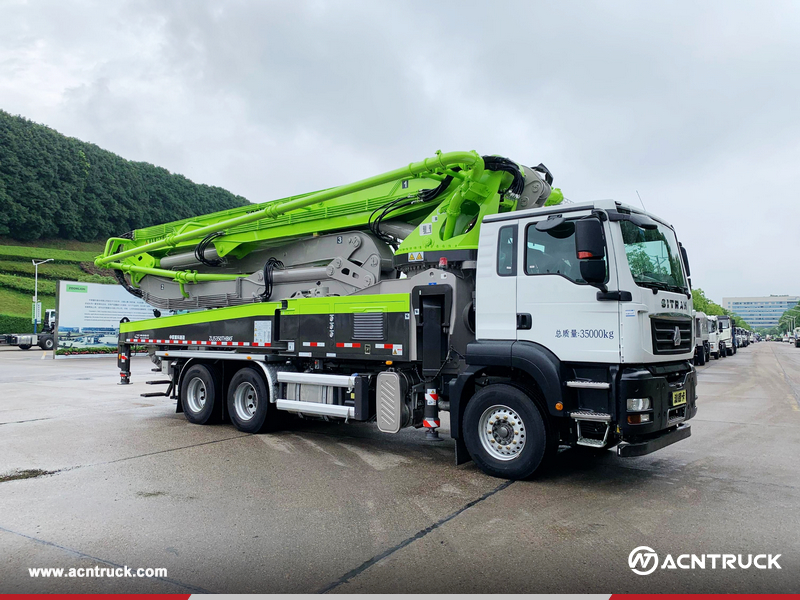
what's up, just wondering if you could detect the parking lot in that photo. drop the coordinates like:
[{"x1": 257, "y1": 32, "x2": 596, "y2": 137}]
[{"x1": 1, "y1": 342, "x2": 799, "y2": 593}]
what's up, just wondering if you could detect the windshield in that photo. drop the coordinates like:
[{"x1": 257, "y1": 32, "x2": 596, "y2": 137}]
[{"x1": 620, "y1": 219, "x2": 687, "y2": 293}]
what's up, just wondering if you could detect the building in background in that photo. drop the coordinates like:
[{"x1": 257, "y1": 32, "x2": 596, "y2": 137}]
[{"x1": 722, "y1": 295, "x2": 800, "y2": 328}]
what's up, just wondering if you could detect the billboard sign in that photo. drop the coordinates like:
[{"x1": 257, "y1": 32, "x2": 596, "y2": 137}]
[{"x1": 55, "y1": 280, "x2": 154, "y2": 358}]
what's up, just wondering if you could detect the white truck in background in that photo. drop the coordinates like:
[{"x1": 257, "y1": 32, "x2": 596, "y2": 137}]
[
  {"x1": 708, "y1": 315, "x2": 722, "y2": 360},
  {"x1": 0, "y1": 309, "x2": 56, "y2": 350},
  {"x1": 717, "y1": 315, "x2": 734, "y2": 356},
  {"x1": 694, "y1": 310, "x2": 709, "y2": 365}
]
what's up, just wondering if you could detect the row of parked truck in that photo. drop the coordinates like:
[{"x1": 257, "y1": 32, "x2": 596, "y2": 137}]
[{"x1": 692, "y1": 313, "x2": 757, "y2": 365}]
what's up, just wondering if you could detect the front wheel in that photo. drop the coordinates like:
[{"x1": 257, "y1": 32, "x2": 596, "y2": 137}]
[
  {"x1": 18, "y1": 344, "x2": 31, "y2": 350},
  {"x1": 38, "y1": 336, "x2": 54, "y2": 350},
  {"x1": 463, "y1": 384, "x2": 554, "y2": 480}
]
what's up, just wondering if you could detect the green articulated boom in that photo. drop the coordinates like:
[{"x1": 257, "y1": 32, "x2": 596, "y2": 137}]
[{"x1": 95, "y1": 150, "x2": 563, "y2": 310}]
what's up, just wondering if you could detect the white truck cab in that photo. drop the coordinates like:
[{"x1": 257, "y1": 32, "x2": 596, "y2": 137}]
[
  {"x1": 694, "y1": 310, "x2": 709, "y2": 365},
  {"x1": 473, "y1": 199, "x2": 696, "y2": 456},
  {"x1": 707, "y1": 315, "x2": 721, "y2": 359},
  {"x1": 717, "y1": 315, "x2": 734, "y2": 356}
]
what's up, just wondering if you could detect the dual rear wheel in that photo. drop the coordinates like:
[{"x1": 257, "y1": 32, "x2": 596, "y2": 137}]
[{"x1": 179, "y1": 364, "x2": 275, "y2": 433}]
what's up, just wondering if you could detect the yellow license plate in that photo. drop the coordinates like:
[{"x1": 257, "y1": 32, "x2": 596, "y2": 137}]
[{"x1": 672, "y1": 390, "x2": 687, "y2": 406}]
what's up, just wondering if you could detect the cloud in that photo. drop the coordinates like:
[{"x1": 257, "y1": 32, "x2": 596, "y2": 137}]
[{"x1": 1, "y1": 0, "x2": 798, "y2": 301}]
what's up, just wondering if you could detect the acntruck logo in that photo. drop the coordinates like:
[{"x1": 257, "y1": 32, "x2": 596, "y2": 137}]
[
  {"x1": 629, "y1": 546, "x2": 659, "y2": 575},
  {"x1": 628, "y1": 547, "x2": 782, "y2": 575}
]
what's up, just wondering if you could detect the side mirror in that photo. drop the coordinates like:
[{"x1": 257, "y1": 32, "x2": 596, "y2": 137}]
[
  {"x1": 679, "y1": 243, "x2": 691, "y2": 277},
  {"x1": 575, "y1": 218, "x2": 605, "y2": 260},
  {"x1": 580, "y1": 260, "x2": 606, "y2": 285}
]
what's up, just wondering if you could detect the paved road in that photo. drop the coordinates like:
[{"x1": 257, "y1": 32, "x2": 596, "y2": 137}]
[{"x1": 1, "y1": 343, "x2": 798, "y2": 593}]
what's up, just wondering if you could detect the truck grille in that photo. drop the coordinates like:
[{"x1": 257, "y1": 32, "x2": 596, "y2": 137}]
[
  {"x1": 651, "y1": 317, "x2": 693, "y2": 355},
  {"x1": 353, "y1": 313, "x2": 385, "y2": 340}
]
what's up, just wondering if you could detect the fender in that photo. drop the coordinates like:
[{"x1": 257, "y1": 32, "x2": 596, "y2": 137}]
[
  {"x1": 510, "y1": 340, "x2": 564, "y2": 415},
  {"x1": 449, "y1": 339, "x2": 564, "y2": 441}
]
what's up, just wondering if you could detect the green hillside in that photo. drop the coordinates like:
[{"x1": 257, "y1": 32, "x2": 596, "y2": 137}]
[
  {"x1": 0, "y1": 109, "x2": 251, "y2": 242},
  {"x1": 0, "y1": 241, "x2": 114, "y2": 334},
  {"x1": 0, "y1": 110, "x2": 254, "y2": 333}
]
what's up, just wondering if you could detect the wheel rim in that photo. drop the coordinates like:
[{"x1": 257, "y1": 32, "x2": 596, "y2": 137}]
[
  {"x1": 478, "y1": 404, "x2": 526, "y2": 461},
  {"x1": 185, "y1": 377, "x2": 207, "y2": 413},
  {"x1": 233, "y1": 382, "x2": 258, "y2": 421}
]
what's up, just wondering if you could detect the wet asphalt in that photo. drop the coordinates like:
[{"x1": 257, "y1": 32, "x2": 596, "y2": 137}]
[{"x1": 0, "y1": 342, "x2": 798, "y2": 593}]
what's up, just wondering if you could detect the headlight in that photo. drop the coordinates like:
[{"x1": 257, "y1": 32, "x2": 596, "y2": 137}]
[{"x1": 627, "y1": 397, "x2": 652, "y2": 411}]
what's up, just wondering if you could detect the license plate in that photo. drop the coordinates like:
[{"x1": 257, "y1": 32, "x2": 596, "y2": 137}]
[{"x1": 672, "y1": 390, "x2": 687, "y2": 406}]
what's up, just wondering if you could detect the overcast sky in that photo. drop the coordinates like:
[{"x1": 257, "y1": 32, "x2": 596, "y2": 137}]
[{"x1": 2, "y1": 0, "x2": 798, "y2": 302}]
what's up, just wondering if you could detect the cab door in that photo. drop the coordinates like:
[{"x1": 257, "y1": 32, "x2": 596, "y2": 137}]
[
  {"x1": 515, "y1": 214, "x2": 621, "y2": 363},
  {"x1": 475, "y1": 219, "x2": 519, "y2": 341}
]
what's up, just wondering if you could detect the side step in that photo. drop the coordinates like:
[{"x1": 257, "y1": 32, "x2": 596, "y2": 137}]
[
  {"x1": 571, "y1": 410, "x2": 611, "y2": 448},
  {"x1": 141, "y1": 380, "x2": 174, "y2": 399},
  {"x1": 566, "y1": 380, "x2": 610, "y2": 389}
]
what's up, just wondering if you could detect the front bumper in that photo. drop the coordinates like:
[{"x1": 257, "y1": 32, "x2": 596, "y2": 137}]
[
  {"x1": 617, "y1": 361, "x2": 697, "y2": 438},
  {"x1": 617, "y1": 423, "x2": 691, "y2": 457}
]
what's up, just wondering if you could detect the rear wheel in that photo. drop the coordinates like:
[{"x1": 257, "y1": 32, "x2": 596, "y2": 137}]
[
  {"x1": 696, "y1": 347, "x2": 706, "y2": 365},
  {"x1": 227, "y1": 367, "x2": 275, "y2": 434},
  {"x1": 180, "y1": 364, "x2": 218, "y2": 424},
  {"x1": 463, "y1": 384, "x2": 554, "y2": 480}
]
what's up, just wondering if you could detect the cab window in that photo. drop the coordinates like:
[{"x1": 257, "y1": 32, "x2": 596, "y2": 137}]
[
  {"x1": 496, "y1": 225, "x2": 517, "y2": 276},
  {"x1": 525, "y1": 220, "x2": 606, "y2": 284}
]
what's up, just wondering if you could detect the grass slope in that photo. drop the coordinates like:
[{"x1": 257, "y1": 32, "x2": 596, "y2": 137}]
[{"x1": 0, "y1": 245, "x2": 99, "y2": 263}]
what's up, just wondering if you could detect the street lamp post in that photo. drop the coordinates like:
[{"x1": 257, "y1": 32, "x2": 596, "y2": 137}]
[{"x1": 32, "y1": 259, "x2": 53, "y2": 334}]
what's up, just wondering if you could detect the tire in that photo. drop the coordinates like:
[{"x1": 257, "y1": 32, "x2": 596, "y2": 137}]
[
  {"x1": 18, "y1": 344, "x2": 31, "y2": 350},
  {"x1": 697, "y1": 347, "x2": 706, "y2": 365},
  {"x1": 226, "y1": 367, "x2": 275, "y2": 434},
  {"x1": 38, "y1": 336, "x2": 54, "y2": 350},
  {"x1": 705, "y1": 348, "x2": 710, "y2": 363},
  {"x1": 713, "y1": 351, "x2": 719, "y2": 360},
  {"x1": 463, "y1": 384, "x2": 554, "y2": 480},
  {"x1": 179, "y1": 364, "x2": 218, "y2": 425},
  {"x1": 727, "y1": 346, "x2": 734, "y2": 356}
]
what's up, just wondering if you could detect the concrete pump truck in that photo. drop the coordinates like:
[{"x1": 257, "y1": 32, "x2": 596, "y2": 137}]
[{"x1": 96, "y1": 150, "x2": 697, "y2": 479}]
